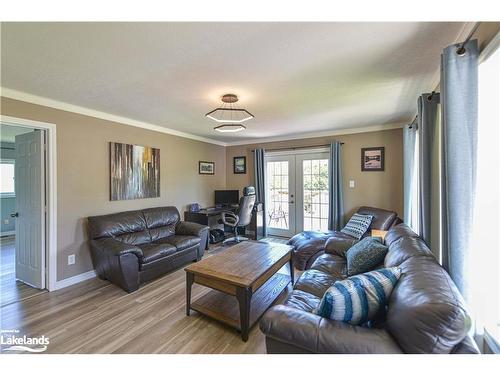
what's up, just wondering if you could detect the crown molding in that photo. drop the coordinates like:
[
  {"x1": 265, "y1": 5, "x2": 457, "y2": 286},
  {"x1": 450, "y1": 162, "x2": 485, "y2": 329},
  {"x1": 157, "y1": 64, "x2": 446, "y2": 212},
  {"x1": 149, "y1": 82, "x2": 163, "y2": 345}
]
[
  {"x1": 225, "y1": 122, "x2": 405, "y2": 147},
  {"x1": 0, "y1": 87, "x2": 228, "y2": 146},
  {"x1": 2, "y1": 87, "x2": 406, "y2": 148}
]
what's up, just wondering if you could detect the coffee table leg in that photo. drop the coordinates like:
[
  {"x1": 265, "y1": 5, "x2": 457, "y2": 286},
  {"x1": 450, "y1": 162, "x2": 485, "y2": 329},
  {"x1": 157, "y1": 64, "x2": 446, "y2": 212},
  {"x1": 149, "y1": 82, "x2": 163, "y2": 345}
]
[
  {"x1": 289, "y1": 257, "x2": 295, "y2": 285},
  {"x1": 186, "y1": 272, "x2": 194, "y2": 316},
  {"x1": 236, "y1": 286, "x2": 252, "y2": 342}
]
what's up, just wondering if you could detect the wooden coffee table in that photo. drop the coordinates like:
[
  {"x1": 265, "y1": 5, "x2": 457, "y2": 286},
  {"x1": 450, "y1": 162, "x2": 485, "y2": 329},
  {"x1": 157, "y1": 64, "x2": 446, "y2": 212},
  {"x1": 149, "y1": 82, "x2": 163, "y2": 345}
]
[{"x1": 185, "y1": 240, "x2": 294, "y2": 341}]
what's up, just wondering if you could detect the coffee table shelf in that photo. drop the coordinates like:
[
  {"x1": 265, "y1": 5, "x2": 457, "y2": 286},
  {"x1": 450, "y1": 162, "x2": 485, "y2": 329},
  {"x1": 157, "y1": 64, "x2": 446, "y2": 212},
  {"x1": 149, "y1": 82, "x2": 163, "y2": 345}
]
[{"x1": 191, "y1": 272, "x2": 290, "y2": 331}]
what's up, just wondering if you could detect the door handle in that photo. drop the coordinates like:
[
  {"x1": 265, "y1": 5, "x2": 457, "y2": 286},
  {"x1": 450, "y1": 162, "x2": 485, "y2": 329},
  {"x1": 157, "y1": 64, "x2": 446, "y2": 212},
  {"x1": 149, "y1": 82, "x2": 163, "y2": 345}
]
[
  {"x1": 290, "y1": 201, "x2": 294, "y2": 204},
  {"x1": 10, "y1": 212, "x2": 18, "y2": 218}
]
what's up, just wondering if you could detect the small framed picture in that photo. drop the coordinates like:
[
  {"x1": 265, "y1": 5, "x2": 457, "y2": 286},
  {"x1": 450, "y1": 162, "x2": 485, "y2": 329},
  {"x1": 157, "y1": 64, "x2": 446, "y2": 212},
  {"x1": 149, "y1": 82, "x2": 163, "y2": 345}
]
[
  {"x1": 361, "y1": 147, "x2": 385, "y2": 171},
  {"x1": 233, "y1": 156, "x2": 247, "y2": 174},
  {"x1": 199, "y1": 161, "x2": 215, "y2": 175}
]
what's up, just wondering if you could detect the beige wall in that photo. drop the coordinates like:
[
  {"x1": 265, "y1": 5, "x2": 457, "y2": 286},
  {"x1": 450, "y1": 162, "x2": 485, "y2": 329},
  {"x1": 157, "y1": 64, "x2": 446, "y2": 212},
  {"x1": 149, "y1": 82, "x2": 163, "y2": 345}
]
[
  {"x1": 0, "y1": 96, "x2": 404, "y2": 281},
  {"x1": 226, "y1": 128, "x2": 404, "y2": 221},
  {"x1": 1, "y1": 97, "x2": 226, "y2": 280}
]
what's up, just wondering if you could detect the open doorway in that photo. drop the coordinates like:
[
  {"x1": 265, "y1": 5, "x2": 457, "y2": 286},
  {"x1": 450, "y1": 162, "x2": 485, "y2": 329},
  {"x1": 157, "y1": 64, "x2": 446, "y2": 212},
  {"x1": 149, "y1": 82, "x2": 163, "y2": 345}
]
[{"x1": 1, "y1": 122, "x2": 48, "y2": 306}]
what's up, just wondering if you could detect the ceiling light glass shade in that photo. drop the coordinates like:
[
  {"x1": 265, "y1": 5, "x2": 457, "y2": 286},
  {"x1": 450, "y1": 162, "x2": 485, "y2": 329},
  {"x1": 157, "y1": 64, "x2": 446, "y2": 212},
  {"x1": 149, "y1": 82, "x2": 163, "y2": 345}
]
[
  {"x1": 213, "y1": 124, "x2": 246, "y2": 133},
  {"x1": 205, "y1": 108, "x2": 254, "y2": 123}
]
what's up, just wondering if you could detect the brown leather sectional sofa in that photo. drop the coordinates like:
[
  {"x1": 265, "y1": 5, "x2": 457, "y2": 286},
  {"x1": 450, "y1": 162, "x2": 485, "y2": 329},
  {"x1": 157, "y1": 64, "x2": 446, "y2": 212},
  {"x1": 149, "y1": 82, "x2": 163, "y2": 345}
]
[
  {"x1": 259, "y1": 224, "x2": 479, "y2": 354},
  {"x1": 288, "y1": 206, "x2": 402, "y2": 270},
  {"x1": 88, "y1": 206, "x2": 209, "y2": 293}
]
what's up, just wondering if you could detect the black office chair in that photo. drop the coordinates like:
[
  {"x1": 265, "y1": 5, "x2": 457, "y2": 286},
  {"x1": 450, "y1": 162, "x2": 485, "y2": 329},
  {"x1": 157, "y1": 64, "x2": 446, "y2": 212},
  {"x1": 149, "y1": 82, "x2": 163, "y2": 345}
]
[{"x1": 220, "y1": 186, "x2": 256, "y2": 244}]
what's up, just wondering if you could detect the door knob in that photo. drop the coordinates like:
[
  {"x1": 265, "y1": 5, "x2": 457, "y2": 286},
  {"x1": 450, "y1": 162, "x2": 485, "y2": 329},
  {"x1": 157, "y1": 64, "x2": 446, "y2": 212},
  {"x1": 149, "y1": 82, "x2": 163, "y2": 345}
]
[
  {"x1": 290, "y1": 201, "x2": 294, "y2": 204},
  {"x1": 10, "y1": 212, "x2": 18, "y2": 218}
]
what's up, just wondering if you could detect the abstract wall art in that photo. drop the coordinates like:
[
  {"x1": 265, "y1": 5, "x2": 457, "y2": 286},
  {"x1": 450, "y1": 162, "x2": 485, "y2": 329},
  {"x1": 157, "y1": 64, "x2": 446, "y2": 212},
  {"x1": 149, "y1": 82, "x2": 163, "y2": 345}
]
[{"x1": 110, "y1": 142, "x2": 160, "y2": 200}]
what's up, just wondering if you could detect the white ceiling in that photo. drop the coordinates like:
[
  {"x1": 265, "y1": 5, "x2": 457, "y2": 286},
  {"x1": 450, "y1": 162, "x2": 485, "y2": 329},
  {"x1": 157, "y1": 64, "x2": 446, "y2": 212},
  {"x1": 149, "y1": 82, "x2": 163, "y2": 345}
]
[{"x1": 1, "y1": 22, "x2": 467, "y2": 144}]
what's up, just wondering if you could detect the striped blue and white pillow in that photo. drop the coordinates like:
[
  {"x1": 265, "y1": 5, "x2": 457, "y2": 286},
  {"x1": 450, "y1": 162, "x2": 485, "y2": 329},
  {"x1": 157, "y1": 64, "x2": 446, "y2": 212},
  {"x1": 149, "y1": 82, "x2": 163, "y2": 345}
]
[
  {"x1": 314, "y1": 267, "x2": 402, "y2": 325},
  {"x1": 341, "y1": 213, "x2": 373, "y2": 239}
]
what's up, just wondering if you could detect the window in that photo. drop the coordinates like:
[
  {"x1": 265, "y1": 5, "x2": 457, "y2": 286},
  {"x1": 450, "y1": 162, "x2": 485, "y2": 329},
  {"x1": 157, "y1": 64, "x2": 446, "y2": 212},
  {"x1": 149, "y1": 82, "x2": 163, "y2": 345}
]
[
  {"x1": 0, "y1": 161, "x2": 15, "y2": 197},
  {"x1": 469, "y1": 38, "x2": 500, "y2": 345}
]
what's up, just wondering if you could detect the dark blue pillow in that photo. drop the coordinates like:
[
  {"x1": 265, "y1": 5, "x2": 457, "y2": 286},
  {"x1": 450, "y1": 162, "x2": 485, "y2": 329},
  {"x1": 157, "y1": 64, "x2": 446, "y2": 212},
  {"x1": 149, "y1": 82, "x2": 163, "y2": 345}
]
[{"x1": 346, "y1": 237, "x2": 388, "y2": 276}]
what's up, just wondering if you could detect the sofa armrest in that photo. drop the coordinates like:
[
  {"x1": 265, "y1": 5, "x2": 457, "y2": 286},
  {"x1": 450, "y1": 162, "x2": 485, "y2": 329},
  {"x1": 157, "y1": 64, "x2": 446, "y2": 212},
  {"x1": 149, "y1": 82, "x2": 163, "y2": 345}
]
[
  {"x1": 175, "y1": 221, "x2": 209, "y2": 237},
  {"x1": 89, "y1": 238, "x2": 142, "y2": 293},
  {"x1": 90, "y1": 238, "x2": 143, "y2": 258},
  {"x1": 176, "y1": 221, "x2": 210, "y2": 256},
  {"x1": 324, "y1": 236, "x2": 357, "y2": 257},
  {"x1": 260, "y1": 305, "x2": 402, "y2": 354}
]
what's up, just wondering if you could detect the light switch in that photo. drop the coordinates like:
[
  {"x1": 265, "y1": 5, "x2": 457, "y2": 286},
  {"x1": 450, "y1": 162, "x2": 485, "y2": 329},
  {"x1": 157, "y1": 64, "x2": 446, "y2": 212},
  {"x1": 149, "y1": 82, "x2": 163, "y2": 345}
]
[{"x1": 349, "y1": 180, "x2": 355, "y2": 188}]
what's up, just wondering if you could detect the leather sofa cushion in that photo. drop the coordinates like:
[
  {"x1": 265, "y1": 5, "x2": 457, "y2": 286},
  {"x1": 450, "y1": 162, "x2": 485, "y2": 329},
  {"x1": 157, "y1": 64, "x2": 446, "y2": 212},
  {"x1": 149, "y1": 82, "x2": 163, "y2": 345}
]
[
  {"x1": 155, "y1": 235, "x2": 201, "y2": 251},
  {"x1": 385, "y1": 223, "x2": 419, "y2": 247},
  {"x1": 294, "y1": 269, "x2": 340, "y2": 298},
  {"x1": 139, "y1": 243, "x2": 177, "y2": 263},
  {"x1": 289, "y1": 232, "x2": 331, "y2": 270},
  {"x1": 384, "y1": 236, "x2": 434, "y2": 268},
  {"x1": 324, "y1": 232, "x2": 358, "y2": 257},
  {"x1": 143, "y1": 206, "x2": 180, "y2": 228},
  {"x1": 385, "y1": 255, "x2": 471, "y2": 353},
  {"x1": 144, "y1": 207, "x2": 180, "y2": 241},
  {"x1": 357, "y1": 206, "x2": 398, "y2": 231},
  {"x1": 309, "y1": 253, "x2": 347, "y2": 279},
  {"x1": 116, "y1": 230, "x2": 152, "y2": 245},
  {"x1": 88, "y1": 210, "x2": 147, "y2": 239},
  {"x1": 283, "y1": 290, "x2": 321, "y2": 313}
]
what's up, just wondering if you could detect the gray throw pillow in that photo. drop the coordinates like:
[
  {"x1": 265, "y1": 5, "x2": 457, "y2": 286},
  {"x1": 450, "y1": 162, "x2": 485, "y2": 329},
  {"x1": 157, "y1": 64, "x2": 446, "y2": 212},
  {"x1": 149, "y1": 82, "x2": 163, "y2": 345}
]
[
  {"x1": 341, "y1": 213, "x2": 373, "y2": 239},
  {"x1": 346, "y1": 236, "x2": 388, "y2": 276}
]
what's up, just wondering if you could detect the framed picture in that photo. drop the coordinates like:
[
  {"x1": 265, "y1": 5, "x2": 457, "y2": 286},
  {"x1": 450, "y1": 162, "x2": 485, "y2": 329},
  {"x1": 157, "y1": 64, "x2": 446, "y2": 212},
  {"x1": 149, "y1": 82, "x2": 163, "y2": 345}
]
[
  {"x1": 233, "y1": 156, "x2": 247, "y2": 174},
  {"x1": 199, "y1": 161, "x2": 215, "y2": 175},
  {"x1": 110, "y1": 142, "x2": 160, "y2": 201},
  {"x1": 361, "y1": 147, "x2": 385, "y2": 171}
]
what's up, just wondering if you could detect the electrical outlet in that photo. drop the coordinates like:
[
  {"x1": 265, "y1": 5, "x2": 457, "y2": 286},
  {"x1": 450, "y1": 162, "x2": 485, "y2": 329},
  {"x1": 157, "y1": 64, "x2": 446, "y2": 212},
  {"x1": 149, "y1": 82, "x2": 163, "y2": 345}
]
[
  {"x1": 68, "y1": 254, "x2": 75, "y2": 265},
  {"x1": 3, "y1": 219, "x2": 9, "y2": 225},
  {"x1": 349, "y1": 180, "x2": 355, "y2": 188}
]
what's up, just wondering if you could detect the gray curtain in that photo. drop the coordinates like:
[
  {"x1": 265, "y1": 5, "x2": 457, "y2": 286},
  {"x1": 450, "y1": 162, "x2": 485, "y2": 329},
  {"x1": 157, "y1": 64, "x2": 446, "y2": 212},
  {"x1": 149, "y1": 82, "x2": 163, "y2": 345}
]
[
  {"x1": 328, "y1": 141, "x2": 344, "y2": 231},
  {"x1": 254, "y1": 148, "x2": 267, "y2": 237},
  {"x1": 418, "y1": 92, "x2": 440, "y2": 245},
  {"x1": 403, "y1": 118, "x2": 418, "y2": 227},
  {"x1": 440, "y1": 39, "x2": 478, "y2": 298}
]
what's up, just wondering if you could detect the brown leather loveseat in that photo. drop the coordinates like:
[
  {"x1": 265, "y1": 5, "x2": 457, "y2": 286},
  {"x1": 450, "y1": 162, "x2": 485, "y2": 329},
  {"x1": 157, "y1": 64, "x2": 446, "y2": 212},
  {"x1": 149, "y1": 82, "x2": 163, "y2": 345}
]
[
  {"x1": 88, "y1": 206, "x2": 209, "y2": 293},
  {"x1": 288, "y1": 206, "x2": 402, "y2": 270},
  {"x1": 260, "y1": 224, "x2": 479, "y2": 354}
]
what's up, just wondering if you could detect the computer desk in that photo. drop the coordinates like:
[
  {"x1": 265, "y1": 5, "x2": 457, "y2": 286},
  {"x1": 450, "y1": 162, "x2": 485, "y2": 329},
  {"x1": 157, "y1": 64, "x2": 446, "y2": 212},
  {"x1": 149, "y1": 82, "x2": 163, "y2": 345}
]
[{"x1": 184, "y1": 204, "x2": 264, "y2": 248}]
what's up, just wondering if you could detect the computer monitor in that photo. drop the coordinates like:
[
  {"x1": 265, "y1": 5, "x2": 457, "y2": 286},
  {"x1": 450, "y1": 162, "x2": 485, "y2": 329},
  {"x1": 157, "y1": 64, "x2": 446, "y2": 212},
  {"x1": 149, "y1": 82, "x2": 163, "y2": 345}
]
[{"x1": 215, "y1": 190, "x2": 239, "y2": 207}]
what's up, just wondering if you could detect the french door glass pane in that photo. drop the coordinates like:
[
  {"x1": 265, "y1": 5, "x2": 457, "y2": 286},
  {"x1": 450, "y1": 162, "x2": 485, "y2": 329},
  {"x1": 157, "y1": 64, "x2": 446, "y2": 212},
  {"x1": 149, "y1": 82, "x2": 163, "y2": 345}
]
[
  {"x1": 267, "y1": 161, "x2": 289, "y2": 230},
  {"x1": 302, "y1": 158, "x2": 329, "y2": 232}
]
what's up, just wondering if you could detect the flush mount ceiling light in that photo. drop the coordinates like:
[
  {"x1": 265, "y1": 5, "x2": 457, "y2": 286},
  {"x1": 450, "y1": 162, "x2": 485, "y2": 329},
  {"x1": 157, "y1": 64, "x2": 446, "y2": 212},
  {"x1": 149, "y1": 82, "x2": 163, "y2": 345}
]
[
  {"x1": 214, "y1": 124, "x2": 247, "y2": 133},
  {"x1": 206, "y1": 94, "x2": 254, "y2": 124}
]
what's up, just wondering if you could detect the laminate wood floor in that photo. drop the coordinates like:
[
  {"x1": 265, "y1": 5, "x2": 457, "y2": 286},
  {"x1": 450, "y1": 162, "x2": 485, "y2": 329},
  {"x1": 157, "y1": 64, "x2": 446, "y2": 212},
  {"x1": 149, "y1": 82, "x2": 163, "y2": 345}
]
[
  {"x1": 0, "y1": 237, "x2": 291, "y2": 354},
  {"x1": 1, "y1": 236, "x2": 47, "y2": 307}
]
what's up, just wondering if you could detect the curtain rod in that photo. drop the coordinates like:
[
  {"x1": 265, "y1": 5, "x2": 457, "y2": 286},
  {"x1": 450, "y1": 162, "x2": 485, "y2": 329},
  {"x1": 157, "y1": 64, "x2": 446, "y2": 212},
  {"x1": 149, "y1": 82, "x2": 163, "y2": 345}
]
[
  {"x1": 456, "y1": 22, "x2": 481, "y2": 55},
  {"x1": 251, "y1": 143, "x2": 344, "y2": 152}
]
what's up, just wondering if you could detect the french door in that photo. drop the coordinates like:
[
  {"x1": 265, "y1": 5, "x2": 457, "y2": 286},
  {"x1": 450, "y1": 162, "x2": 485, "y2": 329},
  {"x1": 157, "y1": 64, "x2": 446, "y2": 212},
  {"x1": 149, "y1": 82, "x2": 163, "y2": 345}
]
[{"x1": 266, "y1": 151, "x2": 330, "y2": 237}]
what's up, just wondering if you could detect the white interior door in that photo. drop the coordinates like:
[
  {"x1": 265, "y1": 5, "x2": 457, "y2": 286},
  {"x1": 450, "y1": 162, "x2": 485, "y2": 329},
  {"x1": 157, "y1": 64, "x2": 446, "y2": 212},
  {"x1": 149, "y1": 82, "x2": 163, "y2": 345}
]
[
  {"x1": 295, "y1": 152, "x2": 330, "y2": 233},
  {"x1": 265, "y1": 155, "x2": 296, "y2": 237},
  {"x1": 15, "y1": 130, "x2": 45, "y2": 289}
]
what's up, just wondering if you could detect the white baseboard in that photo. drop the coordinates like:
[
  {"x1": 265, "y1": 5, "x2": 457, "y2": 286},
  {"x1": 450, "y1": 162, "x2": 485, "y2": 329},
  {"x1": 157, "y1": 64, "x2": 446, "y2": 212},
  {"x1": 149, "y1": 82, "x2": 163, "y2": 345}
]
[
  {"x1": 1, "y1": 231, "x2": 15, "y2": 237},
  {"x1": 53, "y1": 270, "x2": 96, "y2": 290}
]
